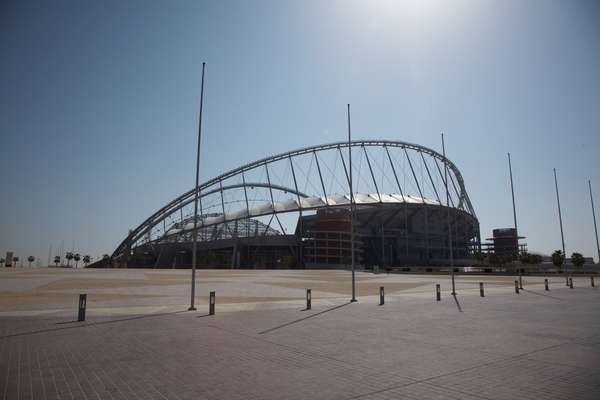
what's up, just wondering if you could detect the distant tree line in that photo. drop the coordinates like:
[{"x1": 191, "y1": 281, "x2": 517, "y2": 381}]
[
  {"x1": 472, "y1": 249, "x2": 588, "y2": 271},
  {"x1": 52, "y1": 253, "x2": 92, "y2": 268},
  {"x1": 551, "y1": 250, "x2": 586, "y2": 269}
]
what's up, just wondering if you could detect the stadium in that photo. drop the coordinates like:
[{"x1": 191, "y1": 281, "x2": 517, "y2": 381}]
[{"x1": 111, "y1": 140, "x2": 480, "y2": 269}]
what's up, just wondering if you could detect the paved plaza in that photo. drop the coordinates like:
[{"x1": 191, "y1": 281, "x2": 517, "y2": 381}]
[{"x1": 1, "y1": 268, "x2": 599, "y2": 399}]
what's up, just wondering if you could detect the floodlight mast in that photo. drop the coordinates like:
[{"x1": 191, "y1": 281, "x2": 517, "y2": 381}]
[
  {"x1": 508, "y1": 153, "x2": 518, "y2": 235},
  {"x1": 553, "y1": 168, "x2": 567, "y2": 285},
  {"x1": 442, "y1": 133, "x2": 455, "y2": 295},
  {"x1": 348, "y1": 104, "x2": 356, "y2": 302},
  {"x1": 589, "y1": 180, "x2": 600, "y2": 264},
  {"x1": 508, "y1": 153, "x2": 521, "y2": 282},
  {"x1": 189, "y1": 62, "x2": 206, "y2": 311}
]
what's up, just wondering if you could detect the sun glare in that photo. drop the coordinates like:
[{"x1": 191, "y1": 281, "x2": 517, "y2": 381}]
[{"x1": 359, "y1": 0, "x2": 455, "y2": 32}]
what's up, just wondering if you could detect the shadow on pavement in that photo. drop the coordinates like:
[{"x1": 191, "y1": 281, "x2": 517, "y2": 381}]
[
  {"x1": 521, "y1": 289, "x2": 563, "y2": 301},
  {"x1": 55, "y1": 320, "x2": 79, "y2": 325},
  {"x1": 452, "y1": 294, "x2": 463, "y2": 312},
  {"x1": 1, "y1": 309, "x2": 189, "y2": 339},
  {"x1": 259, "y1": 302, "x2": 352, "y2": 335}
]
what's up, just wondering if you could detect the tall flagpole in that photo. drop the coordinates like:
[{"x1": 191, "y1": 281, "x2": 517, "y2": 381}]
[
  {"x1": 508, "y1": 153, "x2": 521, "y2": 283},
  {"x1": 589, "y1": 180, "x2": 600, "y2": 264},
  {"x1": 553, "y1": 168, "x2": 567, "y2": 285},
  {"x1": 442, "y1": 133, "x2": 455, "y2": 295},
  {"x1": 508, "y1": 153, "x2": 518, "y2": 235},
  {"x1": 348, "y1": 104, "x2": 356, "y2": 302},
  {"x1": 189, "y1": 62, "x2": 206, "y2": 311}
]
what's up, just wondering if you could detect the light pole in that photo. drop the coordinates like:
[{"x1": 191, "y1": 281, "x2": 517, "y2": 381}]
[
  {"x1": 508, "y1": 153, "x2": 521, "y2": 281},
  {"x1": 508, "y1": 153, "x2": 518, "y2": 238},
  {"x1": 347, "y1": 104, "x2": 356, "y2": 302},
  {"x1": 553, "y1": 168, "x2": 567, "y2": 284},
  {"x1": 442, "y1": 133, "x2": 455, "y2": 295},
  {"x1": 189, "y1": 62, "x2": 206, "y2": 311},
  {"x1": 589, "y1": 180, "x2": 600, "y2": 264}
]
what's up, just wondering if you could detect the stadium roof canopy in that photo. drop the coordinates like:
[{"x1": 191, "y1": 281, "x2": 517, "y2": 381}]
[{"x1": 113, "y1": 140, "x2": 475, "y2": 257}]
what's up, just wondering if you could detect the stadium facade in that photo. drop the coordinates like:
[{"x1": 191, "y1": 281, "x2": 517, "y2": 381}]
[{"x1": 111, "y1": 140, "x2": 480, "y2": 269}]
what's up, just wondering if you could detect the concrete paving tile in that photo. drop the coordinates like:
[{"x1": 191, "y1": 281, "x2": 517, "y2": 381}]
[{"x1": 1, "y1": 270, "x2": 599, "y2": 399}]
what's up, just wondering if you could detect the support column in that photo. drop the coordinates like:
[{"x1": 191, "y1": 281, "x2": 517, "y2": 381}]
[{"x1": 425, "y1": 207, "x2": 430, "y2": 265}]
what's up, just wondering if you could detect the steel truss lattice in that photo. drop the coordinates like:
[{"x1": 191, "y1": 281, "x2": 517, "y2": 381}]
[{"x1": 113, "y1": 140, "x2": 477, "y2": 261}]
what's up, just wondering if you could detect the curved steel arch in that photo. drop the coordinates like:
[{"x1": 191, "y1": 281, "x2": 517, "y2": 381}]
[
  {"x1": 113, "y1": 140, "x2": 475, "y2": 257},
  {"x1": 115, "y1": 181, "x2": 307, "y2": 254},
  {"x1": 163, "y1": 181, "x2": 309, "y2": 221}
]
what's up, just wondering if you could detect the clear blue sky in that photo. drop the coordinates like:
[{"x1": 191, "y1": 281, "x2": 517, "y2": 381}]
[{"x1": 1, "y1": 0, "x2": 599, "y2": 264}]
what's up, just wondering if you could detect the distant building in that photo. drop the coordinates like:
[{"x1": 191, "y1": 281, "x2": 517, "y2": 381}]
[{"x1": 484, "y1": 228, "x2": 526, "y2": 258}]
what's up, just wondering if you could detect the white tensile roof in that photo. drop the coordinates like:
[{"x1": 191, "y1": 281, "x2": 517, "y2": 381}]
[{"x1": 166, "y1": 193, "x2": 443, "y2": 235}]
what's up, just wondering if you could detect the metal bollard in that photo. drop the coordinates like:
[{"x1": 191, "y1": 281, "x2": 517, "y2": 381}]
[
  {"x1": 379, "y1": 286, "x2": 385, "y2": 306},
  {"x1": 519, "y1": 275, "x2": 523, "y2": 290},
  {"x1": 591, "y1": 276, "x2": 595, "y2": 288},
  {"x1": 306, "y1": 289, "x2": 311, "y2": 310},
  {"x1": 78, "y1": 294, "x2": 87, "y2": 322},
  {"x1": 544, "y1": 278, "x2": 549, "y2": 291},
  {"x1": 569, "y1": 278, "x2": 573, "y2": 289},
  {"x1": 209, "y1": 291, "x2": 215, "y2": 315},
  {"x1": 514, "y1": 280, "x2": 519, "y2": 294},
  {"x1": 479, "y1": 282, "x2": 484, "y2": 297},
  {"x1": 435, "y1": 284, "x2": 441, "y2": 301}
]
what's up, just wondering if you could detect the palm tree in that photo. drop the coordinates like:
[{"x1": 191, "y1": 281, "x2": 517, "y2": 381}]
[
  {"x1": 83, "y1": 255, "x2": 91, "y2": 267},
  {"x1": 571, "y1": 252, "x2": 585, "y2": 269},
  {"x1": 27, "y1": 256, "x2": 35, "y2": 268},
  {"x1": 552, "y1": 249, "x2": 565, "y2": 272},
  {"x1": 74, "y1": 253, "x2": 81, "y2": 268},
  {"x1": 65, "y1": 252, "x2": 74, "y2": 268},
  {"x1": 54, "y1": 256, "x2": 61, "y2": 267}
]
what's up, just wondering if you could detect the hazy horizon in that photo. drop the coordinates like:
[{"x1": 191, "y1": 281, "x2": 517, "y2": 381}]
[{"x1": 1, "y1": 0, "x2": 599, "y2": 264}]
